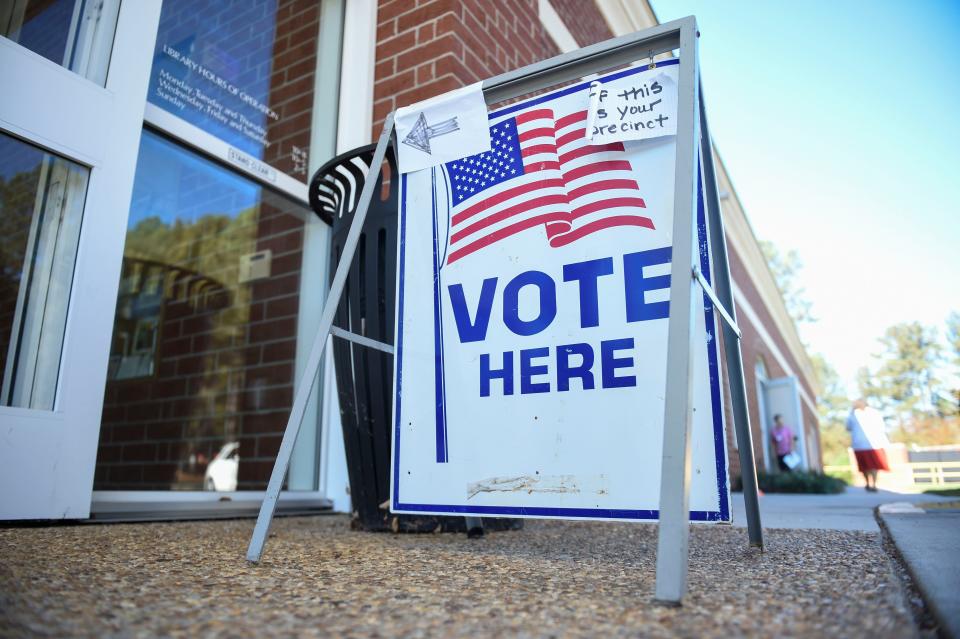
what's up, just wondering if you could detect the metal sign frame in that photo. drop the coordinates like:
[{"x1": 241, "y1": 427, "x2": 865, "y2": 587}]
[{"x1": 245, "y1": 16, "x2": 763, "y2": 605}]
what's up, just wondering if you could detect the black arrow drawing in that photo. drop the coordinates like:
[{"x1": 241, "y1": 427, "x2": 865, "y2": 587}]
[{"x1": 402, "y1": 112, "x2": 460, "y2": 154}]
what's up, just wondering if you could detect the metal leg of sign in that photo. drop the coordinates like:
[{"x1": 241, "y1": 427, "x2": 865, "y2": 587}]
[
  {"x1": 654, "y1": 18, "x2": 700, "y2": 606},
  {"x1": 698, "y1": 89, "x2": 764, "y2": 550},
  {"x1": 246, "y1": 114, "x2": 396, "y2": 564},
  {"x1": 464, "y1": 517, "x2": 484, "y2": 539}
]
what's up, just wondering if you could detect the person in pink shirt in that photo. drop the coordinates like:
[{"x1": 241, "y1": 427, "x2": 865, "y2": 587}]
[{"x1": 770, "y1": 414, "x2": 797, "y2": 472}]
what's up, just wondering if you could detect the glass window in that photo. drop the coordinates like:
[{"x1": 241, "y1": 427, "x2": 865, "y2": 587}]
[
  {"x1": 95, "y1": 130, "x2": 312, "y2": 491},
  {"x1": 147, "y1": 0, "x2": 321, "y2": 181},
  {"x1": 0, "y1": 131, "x2": 88, "y2": 409},
  {"x1": 1, "y1": 0, "x2": 120, "y2": 85}
]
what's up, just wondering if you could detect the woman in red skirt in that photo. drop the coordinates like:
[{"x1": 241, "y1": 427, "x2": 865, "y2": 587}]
[{"x1": 846, "y1": 398, "x2": 891, "y2": 492}]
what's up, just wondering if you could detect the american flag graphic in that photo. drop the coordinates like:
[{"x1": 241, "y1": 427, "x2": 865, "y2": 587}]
[{"x1": 443, "y1": 108, "x2": 655, "y2": 265}]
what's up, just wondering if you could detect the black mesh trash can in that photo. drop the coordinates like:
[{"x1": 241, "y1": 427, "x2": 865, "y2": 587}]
[{"x1": 310, "y1": 144, "x2": 521, "y2": 534}]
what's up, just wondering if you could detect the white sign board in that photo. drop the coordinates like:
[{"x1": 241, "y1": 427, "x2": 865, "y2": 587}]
[{"x1": 390, "y1": 60, "x2": 730, "y2": 522}]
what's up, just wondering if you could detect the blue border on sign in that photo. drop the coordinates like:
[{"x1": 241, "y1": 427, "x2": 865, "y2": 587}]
[{"x1": 392, "y1": 59, "x2": 730, "y2": 521}]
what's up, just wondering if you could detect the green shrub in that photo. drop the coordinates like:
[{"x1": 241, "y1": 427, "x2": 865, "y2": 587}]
[{"x1": 731, "y1": 470, "x2": 846, "y2": 494}]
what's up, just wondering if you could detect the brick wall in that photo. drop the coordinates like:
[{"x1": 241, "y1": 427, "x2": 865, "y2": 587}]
[
  {"x1": 373, "y1": 0, "x2": 575, "y2": 139},
  {"x1": 727, "y1": 242, "x2": 822, "y2": 473},
  {"x1": 549, "y1": 0, "x2": 614, "y2": 47}
]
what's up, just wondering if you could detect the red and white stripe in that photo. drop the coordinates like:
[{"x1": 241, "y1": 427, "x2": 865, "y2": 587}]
[{"x1": 546, "y1": 110, "x2": 653, "y2": 247}]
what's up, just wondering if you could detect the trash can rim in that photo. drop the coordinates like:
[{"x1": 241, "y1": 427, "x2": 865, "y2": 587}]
[{"x1": 308, "y1": 143, "x2": 379, "y2": 225}]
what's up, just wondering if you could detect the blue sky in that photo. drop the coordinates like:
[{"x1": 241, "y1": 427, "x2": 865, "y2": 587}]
[{"x1": 651, "y1": 0, "x2": 960, "y2": 392}]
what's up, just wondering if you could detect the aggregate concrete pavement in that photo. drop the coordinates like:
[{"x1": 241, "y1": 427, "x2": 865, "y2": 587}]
[
  {"x1": 0, "y1": 515, "x2": 916, "y2": 638},
  {"x1": 880, "y1": 506, "x2": 960, "y2": 639},
  {"x1": 731, "y1": 486, "x2": 956, "y2": 532}
]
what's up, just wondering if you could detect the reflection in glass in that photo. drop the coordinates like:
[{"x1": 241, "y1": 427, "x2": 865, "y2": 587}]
[
  {"x1": 1, "y1": 0, "x2": 120, "y2": 85},
  {"x1": 96, "y1": 131, "x2": 311, "y2": 491},
  {"x1": 0, "y1": 131, "x2": 88, "y2": 409},
  {"x1": 147, "y1": 0, "x2": 321, "y2": 180}
]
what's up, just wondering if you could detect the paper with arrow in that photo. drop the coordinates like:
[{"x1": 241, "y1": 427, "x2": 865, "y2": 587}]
[{"x1": 395, "y1": 82, "x2": 490, "y2": 173}]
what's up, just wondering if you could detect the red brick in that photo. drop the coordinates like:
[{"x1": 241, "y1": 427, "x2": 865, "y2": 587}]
[
  {"x1": 242, "y1": 385, "x2": 293, "y2": 411},
  {"x1": 395, "y1": 76, "x2": 461, "y2": 108},
  {"x1": 256, "y1": 232, "x2": 302, "y2": 256},
  {"x1": 145, "y1": 422, "x2": 183, "y2": 440},
  {"x1": 373, "y1": 98, "x2": 395, "y2": 125},
  {"x1": 262, "y1": 339, "x2": 297, "y2": 363},
  {"x1": 242, "y1": 411, "x2": 289, "y2": 434},
  {"x1": 248, "y1": 317, "x2": 298, "y2": 344},
  {"x1": 122, "y1": 443, "x2": 157, "y2": 462},
  {"x1": 377, "y1": 30, "x2": 417, "y2": 60},
  {"x1": 375, "y1": 69, "x2": 416, "y2": 101},
  {"x1": 152, "y1": 378, "x2": 186, "y2": 399},
  {"x1": 127, "y1": 402, "x2": 163, "y2": 423},
  {"x1": 378, "y1": 0, "x2": 411, "y2": 22},
  {"x1": 270, "y1": 253, "x2": 303, "y2": 279},
  {"x1": 246, "y1": 362, "x2": 294, "y2": 387},
  {"x1": 417, "y1": 21, "x2": 435, "y2": 44},
  {"x1": 274, "y1": 39, "x2": 318, "y2": 75},
  {"x1": 250, "y1": 273, "x2": 300, "y2": 302},
  {"x1": 265, "y1": 295, "x2": 299, "y2": 319},
  {"x1": 96, "y1": 445, "x2": 121, "y2": 463},
  {"x1": 281, "y1": 58, "x2": 316, "y2": 86},
  {"x1": 176, "y1": 355, "x2": 205, "y2": 376},
  {"x1": 256, "y1": 435, "x2": 282, "y2": 458},
  {"x1": 142, "y1": 463, "x2": 178, "y2": 483},
  {"x1": 397, "y1": 0, "x2": 455, "y2": 33},
  {"x1": 377, "y1": 18, "x2": 396, "y2": 41},
  {"x1": 375, "y1": 57, "x2": 395, "y2": 80},
  {"x1": 416, "y1": 62, "x2": 433, "y2": 84},
  {"x1": 101, "y1": 404, "x2": 125, "y2": 424},
  {"x1": 434, "y1": 53, "x2": 479, "y2": 85},
  {"x1": 396, "y1": 35, "x2": 463, "y2": 74},
  {"x1": 235, "y1": 436, "x2": 256, "y2": 459}
]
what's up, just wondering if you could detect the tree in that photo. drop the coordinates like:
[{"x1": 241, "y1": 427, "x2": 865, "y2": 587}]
[
  {"x1": 943, "y1": 312, "x2": 960, "y2": 414},
  {"x1": 810, "y1": 353, "x2": 852, "y2": 466},
  {"x1": 758, "y1": 240, "x2": 815, "y2": 326},
  {"x1": 855, "y1": 320, "x2": 960, "y2": 447},
  {"x1": 947, "y1": 312, "x2": 960, "y2": 369},
  {"x1": 860, "y1": 322, "x2": 941, "y2": 422}
]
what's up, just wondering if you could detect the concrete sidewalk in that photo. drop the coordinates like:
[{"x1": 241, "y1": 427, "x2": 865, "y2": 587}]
[
  {"x1": 731, "y1": 486, "x2": 955, "y2": 532},
  {"x1": 879, "y1": 503, "x2": 960, "y2": 639}
]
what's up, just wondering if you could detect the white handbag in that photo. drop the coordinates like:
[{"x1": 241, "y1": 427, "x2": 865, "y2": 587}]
[{"x1": 782, "y1": 451, "x2": 801, "y2": 470}]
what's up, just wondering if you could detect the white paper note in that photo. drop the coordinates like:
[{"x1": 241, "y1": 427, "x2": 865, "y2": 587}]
[
  {"x1": 395, "y1": 82, "x2": 491, "y2": 174},
  {"x1": 586, "y1": 64, "x2": 678, "y2": 144}
]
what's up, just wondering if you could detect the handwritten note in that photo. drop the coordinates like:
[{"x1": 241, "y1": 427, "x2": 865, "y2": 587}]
[{"x1": 586, "y1": 64, "x2": 678, "y2": 144}]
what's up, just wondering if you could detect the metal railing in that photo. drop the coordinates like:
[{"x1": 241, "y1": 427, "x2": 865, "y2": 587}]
[
  {"x1": 824, "y1": 462, "x2": 960, "y2": 488},
  {"x1": 909, "y1": 461, "x2": 960, "y2": 486}
]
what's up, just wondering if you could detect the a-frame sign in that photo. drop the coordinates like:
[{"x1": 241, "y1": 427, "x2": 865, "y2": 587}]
[{"x1": 246, "y1": 17, "x2": 763, "y2": 605}]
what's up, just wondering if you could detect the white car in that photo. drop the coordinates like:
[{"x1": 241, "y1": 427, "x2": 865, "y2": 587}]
[{"x1": 204, "y1": 442, "x2": 239, "y2": 491}]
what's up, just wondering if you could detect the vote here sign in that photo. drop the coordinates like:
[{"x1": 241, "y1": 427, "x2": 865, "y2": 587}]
[{"x1": 390, "y1": 60, "x2": 731, "y2": 523}]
